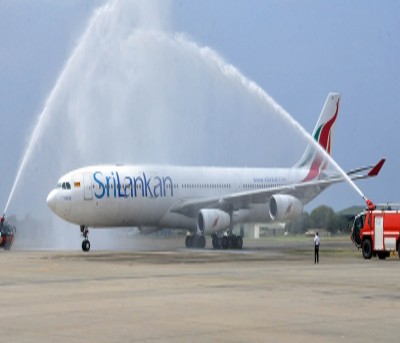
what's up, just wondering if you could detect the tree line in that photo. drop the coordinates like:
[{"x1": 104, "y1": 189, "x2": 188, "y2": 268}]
[{"x1": 285, "y1": 205, "x2": 351, "y2": 235}]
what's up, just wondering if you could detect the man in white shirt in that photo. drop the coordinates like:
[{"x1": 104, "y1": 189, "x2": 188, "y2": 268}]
[{"x1": 314, "y1": 232, "x2": 320, "y2": 264}]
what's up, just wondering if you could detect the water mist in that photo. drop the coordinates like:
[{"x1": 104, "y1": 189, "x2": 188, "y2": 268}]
[{"x1": 4, "y1": 0, "x2": 367, "y2": 250}]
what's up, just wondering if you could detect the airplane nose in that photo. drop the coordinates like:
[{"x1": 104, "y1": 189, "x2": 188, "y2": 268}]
[{"x1": 46, "y1": 190, "x2": 57, "y2": 213}]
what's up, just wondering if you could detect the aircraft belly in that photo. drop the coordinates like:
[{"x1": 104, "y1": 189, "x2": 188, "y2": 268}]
[
  {"x1": 71, "y1": 197, "x2": 173, "y2": 228},
  {"x1": 158, "y1": 213, "x2": 197, "y2": 231}
]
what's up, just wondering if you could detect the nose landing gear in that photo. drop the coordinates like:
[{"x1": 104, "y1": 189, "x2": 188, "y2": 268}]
[{"x1": 80, "y1": 225, "x2": 90, "y2": 252}]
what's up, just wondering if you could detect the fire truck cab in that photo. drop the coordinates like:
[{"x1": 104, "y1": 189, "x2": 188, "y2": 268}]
[{"x1": 351, "y1": 205, "x2": 400, "y2": 259}]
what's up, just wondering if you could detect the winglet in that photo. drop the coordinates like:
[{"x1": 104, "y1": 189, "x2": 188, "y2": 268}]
[{"x1": 368, "y1": 158, "x2": 385, "y2": 177}]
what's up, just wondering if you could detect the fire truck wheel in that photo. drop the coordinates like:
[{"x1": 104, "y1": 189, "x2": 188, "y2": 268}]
[
  {"x1": 362, "y1": 239, "x2": 372, "y2": 259},
  {"x1": 4, "y1": 237, "x2": 11, "y2": 251},
  {"x1": 377, "y1": 252, "x2": 387, "y2": 260}
]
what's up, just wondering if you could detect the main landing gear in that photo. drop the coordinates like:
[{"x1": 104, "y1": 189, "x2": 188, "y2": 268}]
[
  {"x1": 211, "y1": 232, "x2": 243, "y2": 250},
  {"x1": 184, "y1": 231, "x2": 243, "y2": 250},
  {"x1": 80, "y1": 225, "x2": 90, "y2": 252}
]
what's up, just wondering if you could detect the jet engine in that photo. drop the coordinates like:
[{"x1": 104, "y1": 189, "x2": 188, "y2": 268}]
[
  {"x1": 197, "y1": 209, "x2": 231, "y2": 234},
  {"x1": 269, "y1": 194, "x2": 303, "y2": 221}
]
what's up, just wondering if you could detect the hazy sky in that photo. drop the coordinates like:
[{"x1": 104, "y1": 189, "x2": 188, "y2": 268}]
[{"x1": 1, "y1": 0, "x2": 399, "y2": 216}]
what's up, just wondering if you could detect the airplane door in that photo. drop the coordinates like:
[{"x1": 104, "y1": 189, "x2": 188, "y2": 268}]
[
  {"x1": 83, "y1": 173, "x2": 93, "y2": 200},
  {"x1": 374, "y1": 216, "x2": 384, "y2": 251}
]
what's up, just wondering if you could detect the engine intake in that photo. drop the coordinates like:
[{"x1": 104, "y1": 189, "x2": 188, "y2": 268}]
[
  {"x1": 197, "y1": 209, "x2": 231, "y2": 234},
  {"x1": 269, "y1": 194, "x2": 303, "y2": 221}
]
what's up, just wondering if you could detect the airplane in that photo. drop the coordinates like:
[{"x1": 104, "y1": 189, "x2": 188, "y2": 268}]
[{"x1": 46, "y1": 93, "x2": 385, "y2": 252}]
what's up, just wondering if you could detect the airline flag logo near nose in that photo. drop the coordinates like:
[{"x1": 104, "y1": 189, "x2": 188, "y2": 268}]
[{"x1": 302, "y1": 99, "x2": 339, "y2": 182}]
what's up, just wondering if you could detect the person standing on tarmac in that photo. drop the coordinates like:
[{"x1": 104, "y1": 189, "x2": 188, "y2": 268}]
[{"x1": 314, "y1": 232, "x2": 320, "y2": 264}]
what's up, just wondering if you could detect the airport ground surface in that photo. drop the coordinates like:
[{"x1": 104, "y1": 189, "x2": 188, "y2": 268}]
[{"x1": 1, "y1": 236, "x2": 399, "y2": 342}]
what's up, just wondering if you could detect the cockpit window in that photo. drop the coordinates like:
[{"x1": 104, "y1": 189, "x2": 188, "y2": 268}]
[{"x1": 60, "y1": 182, "x2": 71, "y2": 190}]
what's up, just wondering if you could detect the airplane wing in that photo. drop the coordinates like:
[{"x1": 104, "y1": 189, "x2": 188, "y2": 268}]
[{"x1": 170, "y1": 158, "x2": 385, "y2": 218}]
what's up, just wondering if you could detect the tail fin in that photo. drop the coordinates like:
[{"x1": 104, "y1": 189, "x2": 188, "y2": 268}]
[{"x1": 295, "y1": 93, "x2": 340, "y2": 181}]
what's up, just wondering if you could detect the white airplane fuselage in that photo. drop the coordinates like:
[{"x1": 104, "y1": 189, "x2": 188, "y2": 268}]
[{"x1": 47, "y1": 164, "x2": 310, "y2": 231}]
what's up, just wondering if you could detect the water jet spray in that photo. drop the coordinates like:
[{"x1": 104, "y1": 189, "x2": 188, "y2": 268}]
[
  {"x1": 185, "y1": 37, "x2": 372, "y2": 206},
  {"x1": 2, "y1": 0, "x2": 381, "y2": 250}
]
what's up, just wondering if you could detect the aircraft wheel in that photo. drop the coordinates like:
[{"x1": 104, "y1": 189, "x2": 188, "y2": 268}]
[
  {"x1": 229, "y1": 236, "x2": 236, "y2": 249},
  {"x1": 198, "y1": 235, "x2": 206, "y2": 249},
  {"x1": 236, "y1": 236, "x2": 243, "y2": 250},
  {"x1": 221, "y1": 236, "x2": 228, "y2": 249},
  {"x1": 212, "y1": 236, "x2": 220, "y2": 249},
  {"x1": 82, "y1": 240, "x2": 91, "y2": 252}
]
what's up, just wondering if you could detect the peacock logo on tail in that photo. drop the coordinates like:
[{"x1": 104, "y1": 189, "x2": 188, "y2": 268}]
[{"x1": 301, "y1": 98, "x2": 340, "y2": 182}]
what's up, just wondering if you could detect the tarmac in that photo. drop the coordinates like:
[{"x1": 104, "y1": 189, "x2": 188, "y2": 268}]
[{"x1": 1, "y1": 236, "x2": 399, "y2": 342}]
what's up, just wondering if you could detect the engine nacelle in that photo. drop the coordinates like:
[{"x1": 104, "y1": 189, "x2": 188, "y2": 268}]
[
  {"x1": 197, "y1": 209, "x2": 231, "y2": 234},
  {"x1": 269, "y1": 194, "x2": 303, "y2": 221}
]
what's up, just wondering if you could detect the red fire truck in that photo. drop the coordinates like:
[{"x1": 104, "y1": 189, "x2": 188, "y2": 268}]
[
  {"x1": 0, "y1": 216, "x2": 16, "y2": 250},
  {"x1": 351, "y1": 202, "x2": 400, "y2": 259}
]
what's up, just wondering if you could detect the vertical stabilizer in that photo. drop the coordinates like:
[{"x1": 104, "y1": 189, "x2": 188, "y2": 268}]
[{"x1": 295, "y1": 93, "x2": 340, "y2": 181}]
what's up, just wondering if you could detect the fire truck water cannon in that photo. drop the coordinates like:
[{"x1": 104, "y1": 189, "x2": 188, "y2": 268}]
[{"x1": 364, "y1": 198, "x2": 376, "y2": 211}]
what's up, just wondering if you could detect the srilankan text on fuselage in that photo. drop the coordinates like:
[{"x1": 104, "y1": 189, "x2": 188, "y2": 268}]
[{"x1": 93, "y1": 171, "x2": 174, "y2": 199}]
